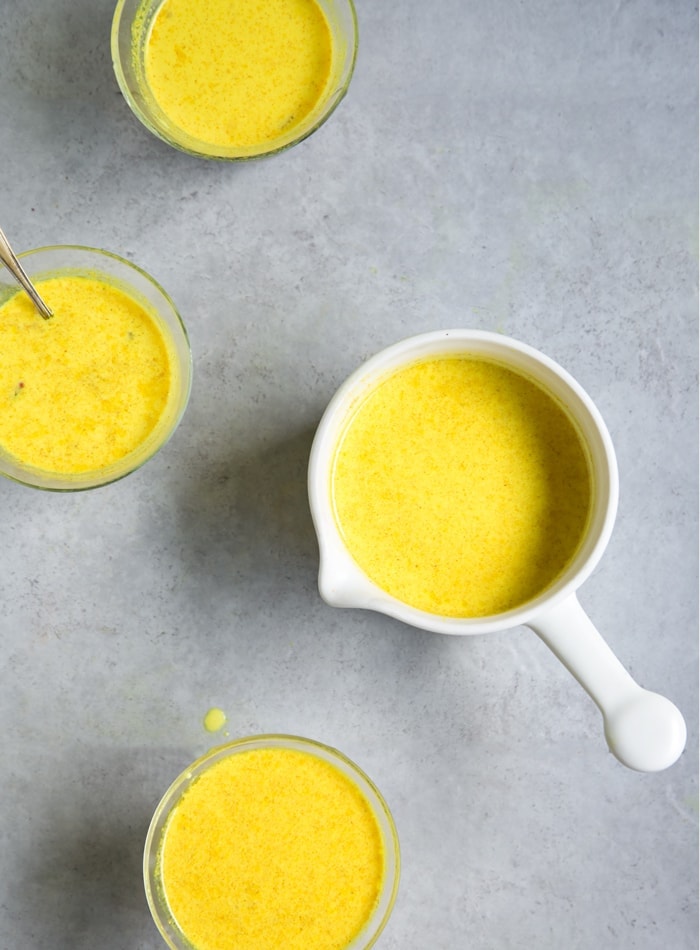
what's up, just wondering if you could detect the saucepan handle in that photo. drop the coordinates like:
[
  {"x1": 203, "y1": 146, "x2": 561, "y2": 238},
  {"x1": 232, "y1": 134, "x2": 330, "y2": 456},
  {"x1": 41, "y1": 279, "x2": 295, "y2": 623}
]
[{"x1": 527, "y1": 594, "x2": 686, "y2": 772}]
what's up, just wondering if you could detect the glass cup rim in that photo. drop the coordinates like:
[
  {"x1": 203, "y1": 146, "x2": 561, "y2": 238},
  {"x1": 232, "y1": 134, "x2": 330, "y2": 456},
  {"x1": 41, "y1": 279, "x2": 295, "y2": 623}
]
[
  {"x1": 0, "y1": 244, "x2": 192, "y2": 491},
  {"x1": 111, "y1": 0, "x2": 359, "y2": 162},
  {"x1": 144, "y1": 732, "x2": 401, "y2": 950},
  {"x1": 308, "y1": 328, "x2": 620, "y2": 634},
  {"x1": 18, "y1": 242, "x2": 182, "y2": 300}
]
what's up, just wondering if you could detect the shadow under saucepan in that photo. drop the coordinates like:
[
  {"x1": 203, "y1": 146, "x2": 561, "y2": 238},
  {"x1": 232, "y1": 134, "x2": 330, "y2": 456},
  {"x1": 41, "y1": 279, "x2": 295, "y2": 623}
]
[{"x1": 171, "y1": 424, "x2": 321, "y2": 597}]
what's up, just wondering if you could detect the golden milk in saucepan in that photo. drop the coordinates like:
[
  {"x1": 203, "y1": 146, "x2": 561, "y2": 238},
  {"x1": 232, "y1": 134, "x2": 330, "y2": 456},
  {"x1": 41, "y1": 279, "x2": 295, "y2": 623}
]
[{"x1": 331, "y1": 356, "x2": 592, "y2": 617}]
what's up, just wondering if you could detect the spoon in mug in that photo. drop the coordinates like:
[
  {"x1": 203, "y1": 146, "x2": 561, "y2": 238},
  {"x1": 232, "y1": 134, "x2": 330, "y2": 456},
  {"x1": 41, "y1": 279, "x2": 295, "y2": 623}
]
[{"x1": 0, "y1": 227, "x2": 53, "y2": 319}]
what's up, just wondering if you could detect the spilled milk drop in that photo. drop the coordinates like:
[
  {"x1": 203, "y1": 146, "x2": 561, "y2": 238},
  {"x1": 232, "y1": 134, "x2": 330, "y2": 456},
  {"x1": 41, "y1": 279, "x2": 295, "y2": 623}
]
[{"x1": 203, "y1": 707, "x2": 227, "y2": 733}]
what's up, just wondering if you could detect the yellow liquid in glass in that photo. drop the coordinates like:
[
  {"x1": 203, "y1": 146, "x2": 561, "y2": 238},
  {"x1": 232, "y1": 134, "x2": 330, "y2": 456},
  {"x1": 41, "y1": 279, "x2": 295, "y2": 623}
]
[
  {"x1": 0, "y1": 276, "x2": 174, "y2": 475},
  {"x1": 144, "y1": 0, "x2": 334, "y2": 149},
  {"x1": 332, "y1": 357, "x2": 592, "y2": 617},
  {"x1": 158, "y1": 747, "x2": 385, "y2": 950}
]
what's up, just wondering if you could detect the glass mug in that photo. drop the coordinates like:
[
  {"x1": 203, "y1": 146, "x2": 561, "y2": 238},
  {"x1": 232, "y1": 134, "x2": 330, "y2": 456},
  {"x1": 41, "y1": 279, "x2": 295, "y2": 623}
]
[
  {"x1": 144, "y1": 734, "x2": 400, "y2": 950},
  {"x1": 0, "y1": 245, "x2": 192, "y2": 491},
  {"x1": 111, "y1": 0, "x2": 358, "y2": 161},
  {"x1": 308, "y1": 329, "x2": 686, "y2": 772}
]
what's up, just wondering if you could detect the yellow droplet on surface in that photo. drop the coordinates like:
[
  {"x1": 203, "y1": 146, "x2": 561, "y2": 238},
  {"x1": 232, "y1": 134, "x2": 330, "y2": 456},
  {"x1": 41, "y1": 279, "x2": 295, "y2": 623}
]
[{"x1": 203, "y1": 707, "x2": 227, "y2": 733}]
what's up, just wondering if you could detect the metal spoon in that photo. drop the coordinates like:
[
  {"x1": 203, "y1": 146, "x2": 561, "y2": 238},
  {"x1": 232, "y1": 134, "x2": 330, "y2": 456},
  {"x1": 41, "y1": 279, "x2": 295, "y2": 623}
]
[{"x1": 0, "y1": 227, "x2": 52, "y2": 319}]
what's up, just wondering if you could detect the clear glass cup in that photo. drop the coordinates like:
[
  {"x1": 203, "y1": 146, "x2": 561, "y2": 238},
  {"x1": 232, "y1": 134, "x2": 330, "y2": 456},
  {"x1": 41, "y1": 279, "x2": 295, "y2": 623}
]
[
  {"x1": 0, "y1": 245, "x2": 192, "y2": 491},
  {"x1": 144, "y1": 734, "x2": 400, "y2": 950},
  {"x1": 111, "y1": 0, "x2": 358, "y2": 160}
]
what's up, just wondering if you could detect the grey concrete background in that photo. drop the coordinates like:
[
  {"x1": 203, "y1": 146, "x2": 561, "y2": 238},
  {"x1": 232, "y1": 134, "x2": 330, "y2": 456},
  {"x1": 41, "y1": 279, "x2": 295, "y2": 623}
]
[{"x1": 0, "y1": 0, "x2": 697, "y2": 948}]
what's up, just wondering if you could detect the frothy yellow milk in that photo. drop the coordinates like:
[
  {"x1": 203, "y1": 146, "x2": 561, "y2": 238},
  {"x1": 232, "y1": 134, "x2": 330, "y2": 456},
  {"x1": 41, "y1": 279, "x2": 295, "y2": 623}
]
[
  {"x1": 0, "y1": 275, "x2": 175, "y2": 475},
  {"x1": 143, "y1": 0, "x2": 334, "y2": 150},
  {"x1": 157, "y1": 747, "x2": 385, "y2": 950},
  {"x1": 331, "y1": 356, "x2": 592, "y2": 617}
]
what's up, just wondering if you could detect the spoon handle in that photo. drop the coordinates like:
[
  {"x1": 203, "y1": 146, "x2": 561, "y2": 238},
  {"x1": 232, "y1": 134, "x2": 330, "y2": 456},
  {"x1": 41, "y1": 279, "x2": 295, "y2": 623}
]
[
  {"x1": 0, "y1": 227, "x2": 52, "y2": 319},
  {"x1": 528, "y1": 594, "x2": 686, "y2": 772}
]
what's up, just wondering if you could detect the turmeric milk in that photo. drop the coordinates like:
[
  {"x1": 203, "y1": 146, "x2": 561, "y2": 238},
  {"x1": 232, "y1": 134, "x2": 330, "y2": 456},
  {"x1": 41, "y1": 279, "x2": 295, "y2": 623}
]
[
  {"x1": 143, "y1": 0, "x2": 334, "y2": 150},
  {"x1": 157, "y1": 747, "x2": 385, "y2": 950},
  {"x1": 331, "y1": 357, "x2": 592, "y2": 617},
  {"x1": 0, "y1": 276, "x2": 174, "y2": 475}
]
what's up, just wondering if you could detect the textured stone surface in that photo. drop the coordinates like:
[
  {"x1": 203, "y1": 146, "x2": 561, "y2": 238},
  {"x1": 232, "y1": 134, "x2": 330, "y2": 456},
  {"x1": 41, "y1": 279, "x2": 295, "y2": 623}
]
[{"x1": 0, "y1": 0, "x2": 697, "y2": 948}]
